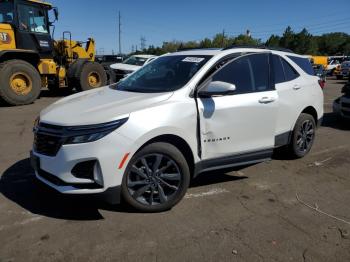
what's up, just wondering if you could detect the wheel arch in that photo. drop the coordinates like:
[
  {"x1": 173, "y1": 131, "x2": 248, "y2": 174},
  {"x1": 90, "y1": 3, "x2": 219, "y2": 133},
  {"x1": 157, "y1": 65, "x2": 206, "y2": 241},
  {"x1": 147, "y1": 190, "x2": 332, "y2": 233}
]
[
  {"x1": 136, "y1": 134, "x2": 196, "y2": 179},
  {"x1": 0, "y1": 50, "x2": 40, "y2": 68},
  {"x1": 301, "y1": 106, "x2": 318, "y2": 124}
]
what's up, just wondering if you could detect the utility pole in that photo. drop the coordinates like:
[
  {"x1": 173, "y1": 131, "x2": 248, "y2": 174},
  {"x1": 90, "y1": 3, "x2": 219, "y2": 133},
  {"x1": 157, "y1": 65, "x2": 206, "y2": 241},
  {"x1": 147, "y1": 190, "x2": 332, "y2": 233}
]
[
  {"x1": 118, "y1": 11, "x2": 122, "y2": 55},
  {"x1": 140, "y1": 36, "x2": 146, "y2": 51},
  {"x1": 221, "y1": 29, "x2": 225, "y2": 48}
]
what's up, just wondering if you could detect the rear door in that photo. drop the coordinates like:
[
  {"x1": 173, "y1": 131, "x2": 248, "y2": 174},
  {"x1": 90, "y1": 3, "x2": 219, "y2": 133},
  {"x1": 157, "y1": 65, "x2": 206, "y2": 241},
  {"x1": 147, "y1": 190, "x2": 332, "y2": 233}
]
[
  {"x1": 272, "y1": 54, "x2": 301, "y2": 137},
  {"x1": 198, "y1": 53, "x2": 279, "y2": 160}
]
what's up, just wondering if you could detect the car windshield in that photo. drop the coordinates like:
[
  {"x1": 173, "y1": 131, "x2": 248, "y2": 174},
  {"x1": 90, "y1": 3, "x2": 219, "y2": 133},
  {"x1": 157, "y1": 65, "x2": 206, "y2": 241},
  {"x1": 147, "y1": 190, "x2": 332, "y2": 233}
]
[
  {"x1": 111, "y1": 55, "x2": 212, "y2": 93},
  {"x1": 0, "y1": 0, "x2": 14, "y2": 24},
  {"x1": 123, "y1": 56, "x2": 149, "y2": 66}
]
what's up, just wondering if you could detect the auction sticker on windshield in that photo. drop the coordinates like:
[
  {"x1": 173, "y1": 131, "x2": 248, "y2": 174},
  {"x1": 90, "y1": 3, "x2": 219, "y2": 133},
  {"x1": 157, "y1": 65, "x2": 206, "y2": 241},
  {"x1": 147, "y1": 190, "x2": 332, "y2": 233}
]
[{"x1": 182, "y1": 57, "x2": 205, "y2": 63}]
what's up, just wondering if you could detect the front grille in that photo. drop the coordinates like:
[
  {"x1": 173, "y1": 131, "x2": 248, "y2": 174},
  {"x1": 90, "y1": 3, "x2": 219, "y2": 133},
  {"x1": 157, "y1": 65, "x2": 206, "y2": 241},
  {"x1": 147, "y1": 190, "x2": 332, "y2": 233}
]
[
  {"x1": 34, "y1": 133, "x2": 62, "y2": 156},
  {"x1": 34, "y1": 123, "x2": 64, "y2": 156}
]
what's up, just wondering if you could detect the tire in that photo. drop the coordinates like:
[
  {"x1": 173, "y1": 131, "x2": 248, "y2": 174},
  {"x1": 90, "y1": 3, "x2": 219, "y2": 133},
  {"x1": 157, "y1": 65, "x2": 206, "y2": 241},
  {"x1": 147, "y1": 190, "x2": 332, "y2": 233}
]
[
  {"x1": 75, "y1": 62, "x2": 107, "y2": 91},
  {"x1": 121, "y1": 142, "x2": 190, "y2": 212},
  {"x1": 0, "y1": 60, "x2": 41, "y2": 106},
  {"x1": 286, "y1": 113, "x2": 316, "y2": 158},
  {"x1": 336, "y1": 75, "x2": 343, "y2": 80}
]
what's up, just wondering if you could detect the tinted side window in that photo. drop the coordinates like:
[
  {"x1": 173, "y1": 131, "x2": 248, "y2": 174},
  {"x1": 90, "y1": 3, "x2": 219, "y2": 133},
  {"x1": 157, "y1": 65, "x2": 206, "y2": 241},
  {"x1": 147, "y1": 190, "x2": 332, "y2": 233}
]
[
  {"x1": 272, "y1": 55, "x2": 285, "y2": 84},
  {"x1": 287, "y1": 56, "x2": 314, "y2": 75},
  {"x1": 18, "y1": 4, "x2": 48, "y2": 33},
  {"x1": 281, "y1": 58, "x2": 299, "y2": 81},
  {"x1": 212, "y1": 53, "x2": 270, "y2": 94}
]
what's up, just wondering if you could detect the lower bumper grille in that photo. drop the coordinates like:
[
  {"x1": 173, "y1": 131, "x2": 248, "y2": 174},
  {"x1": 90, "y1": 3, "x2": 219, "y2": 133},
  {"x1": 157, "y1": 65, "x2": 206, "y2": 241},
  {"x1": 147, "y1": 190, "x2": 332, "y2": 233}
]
[{"x1": 37, "y1": 168, "x2": 103, "y2": 189}]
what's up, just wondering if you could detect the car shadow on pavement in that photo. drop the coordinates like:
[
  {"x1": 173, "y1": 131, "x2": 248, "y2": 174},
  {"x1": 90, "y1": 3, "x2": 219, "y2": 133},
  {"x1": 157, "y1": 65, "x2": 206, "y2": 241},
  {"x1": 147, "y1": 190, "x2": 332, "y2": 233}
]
[
  {"x1": 0, "y1": 158, "x2": 109, "y2": 220},
  {"x1": 322, "y1": 112, "x2": 350, "y2": 130},
  {"x1": 191, "y1": 169, "x2": 247, "y2": 187},
  {"x1": 0, "y1": 158, "x2": 247, "y2": 219}
]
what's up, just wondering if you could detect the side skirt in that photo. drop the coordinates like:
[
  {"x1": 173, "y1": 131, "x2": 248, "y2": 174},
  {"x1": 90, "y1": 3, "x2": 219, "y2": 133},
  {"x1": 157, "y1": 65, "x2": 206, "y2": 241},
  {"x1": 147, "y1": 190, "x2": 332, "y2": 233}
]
[{"x1": 194, "y1": 149, "x2": 273, "y2": 176}]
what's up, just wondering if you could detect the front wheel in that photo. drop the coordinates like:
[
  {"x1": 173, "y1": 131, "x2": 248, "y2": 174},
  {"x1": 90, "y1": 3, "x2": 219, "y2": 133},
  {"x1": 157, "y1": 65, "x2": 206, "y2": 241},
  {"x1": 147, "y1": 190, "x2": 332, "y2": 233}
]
[
  {"x1": 287, "y1": 113, "x2": 316, "y2": 158},
  {"x1": 0, "y1": 60, "x2": 41, "y2": 105},
  {"x1": 121, "y1": 142, "x2": 190, "y2": 212}
]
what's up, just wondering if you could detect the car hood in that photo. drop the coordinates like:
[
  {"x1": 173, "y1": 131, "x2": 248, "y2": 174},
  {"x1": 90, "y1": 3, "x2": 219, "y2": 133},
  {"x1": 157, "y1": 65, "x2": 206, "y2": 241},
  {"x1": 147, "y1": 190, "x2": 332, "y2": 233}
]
[
  {"x1": 40, "y1": 86, "x2": 173, "y2": 126},
  {"x1": 110, "y1": 63, "x2": 141, "y2": 72}
]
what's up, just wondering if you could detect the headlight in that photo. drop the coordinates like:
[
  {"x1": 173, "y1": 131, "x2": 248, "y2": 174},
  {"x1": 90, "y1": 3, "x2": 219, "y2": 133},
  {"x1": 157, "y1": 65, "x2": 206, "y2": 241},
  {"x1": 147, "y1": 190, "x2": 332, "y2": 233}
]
[{"x1": 64, "y1": 118, "x2": 128, "y2": 144}]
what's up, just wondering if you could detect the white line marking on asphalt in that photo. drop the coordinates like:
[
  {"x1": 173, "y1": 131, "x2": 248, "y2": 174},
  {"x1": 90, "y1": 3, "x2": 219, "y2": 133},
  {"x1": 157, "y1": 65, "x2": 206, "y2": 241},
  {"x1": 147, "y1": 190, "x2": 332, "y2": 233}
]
[
  {"x1": 185, "y1": 188, "x2": 229, "y2": 199},
  {"x1": 19, "y1": 216, "x2": 43, "y2": 225},
  {"x1": 310, "y1": 157, "x2": 332, "y2": 167},
  {"x1": 0, "y1": 216, "x2": 43, "y2": 231}
]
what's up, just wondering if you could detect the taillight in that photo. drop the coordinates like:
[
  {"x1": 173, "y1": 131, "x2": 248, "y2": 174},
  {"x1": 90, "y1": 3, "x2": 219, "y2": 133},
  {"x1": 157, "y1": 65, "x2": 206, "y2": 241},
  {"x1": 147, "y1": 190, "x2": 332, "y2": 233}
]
[{"x1": 318, "y1": 79, "x2": 325, "y2": 89}]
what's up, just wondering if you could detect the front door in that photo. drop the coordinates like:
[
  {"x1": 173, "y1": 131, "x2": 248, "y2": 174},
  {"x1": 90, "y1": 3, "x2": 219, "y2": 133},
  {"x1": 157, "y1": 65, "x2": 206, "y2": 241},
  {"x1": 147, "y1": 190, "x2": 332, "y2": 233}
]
[{"x1": 198, "y1": 53, "x2": 279, "y2": 160}]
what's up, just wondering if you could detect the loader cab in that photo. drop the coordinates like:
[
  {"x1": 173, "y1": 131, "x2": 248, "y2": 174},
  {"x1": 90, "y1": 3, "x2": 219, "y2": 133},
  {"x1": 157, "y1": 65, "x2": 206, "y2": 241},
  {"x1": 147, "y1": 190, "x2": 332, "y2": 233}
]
[{"x1": 0, "y1": 0, "x2": 55, "y2": 58}]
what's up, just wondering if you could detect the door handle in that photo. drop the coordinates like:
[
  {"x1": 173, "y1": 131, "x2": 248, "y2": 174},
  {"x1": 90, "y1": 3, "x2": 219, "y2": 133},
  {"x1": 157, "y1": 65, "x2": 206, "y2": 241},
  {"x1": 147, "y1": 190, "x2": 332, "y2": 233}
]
[
  {"x1": 259, "y1": 97, "x2": 275, "y2": 104},
  {"x1": 293, "y1": 84, "x2": 301, "y2": 90}
]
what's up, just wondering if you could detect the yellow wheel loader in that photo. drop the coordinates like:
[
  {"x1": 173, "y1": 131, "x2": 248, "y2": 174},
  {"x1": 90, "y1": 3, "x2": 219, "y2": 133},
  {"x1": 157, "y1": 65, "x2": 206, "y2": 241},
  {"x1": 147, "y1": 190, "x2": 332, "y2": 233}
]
[{"x1": 0, "y1": 0, "x2": 107, "y2": 106}]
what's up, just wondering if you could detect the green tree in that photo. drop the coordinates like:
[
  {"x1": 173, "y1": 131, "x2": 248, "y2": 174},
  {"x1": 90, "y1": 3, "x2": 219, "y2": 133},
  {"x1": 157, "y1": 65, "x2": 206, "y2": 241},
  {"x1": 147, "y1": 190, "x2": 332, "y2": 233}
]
[
  {"x1": 266, "y1": 34, "x2": 281, "y2": 47},
  {"x1": 200, "y1": 38, "x2": 212, "y2": 48},
  {"x1": 279, "y1": 26, "x2": 297, "y2": 51},
  {"x1": 317, "y1": 33, "x2": 350, "y2": 55},
  {"x1": 294, "y1": 28, "x2": 318, "y2": 54},
  {"x1": 231, "y1": 34, "x2": 261, "y2": 46}
]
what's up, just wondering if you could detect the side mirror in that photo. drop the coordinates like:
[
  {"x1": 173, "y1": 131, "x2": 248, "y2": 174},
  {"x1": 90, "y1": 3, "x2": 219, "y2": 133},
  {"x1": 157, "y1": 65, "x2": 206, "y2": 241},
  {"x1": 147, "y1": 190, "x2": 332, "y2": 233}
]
[
  {"x1": 198, "y1": 81, "x2": 236, "y2": 98},
  {"x1": 53, "y1": 7, "x2": 59, "y2": 21}
]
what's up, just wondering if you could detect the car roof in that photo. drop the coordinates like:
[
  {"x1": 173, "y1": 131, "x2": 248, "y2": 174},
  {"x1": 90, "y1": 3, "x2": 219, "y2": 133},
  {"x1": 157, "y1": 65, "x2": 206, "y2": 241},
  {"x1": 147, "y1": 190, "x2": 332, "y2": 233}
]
[
  {"x1": 167, "y1": 47, "x2": 305, "y2": 58},
  {"x1": 133, "y1": 54, "x2": 156, "y2": 59}
]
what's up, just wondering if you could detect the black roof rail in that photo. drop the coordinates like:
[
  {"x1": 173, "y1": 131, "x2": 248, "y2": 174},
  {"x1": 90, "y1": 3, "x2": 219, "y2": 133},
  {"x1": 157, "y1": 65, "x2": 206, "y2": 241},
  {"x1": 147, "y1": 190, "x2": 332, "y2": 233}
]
[
  {"x1": 175, "y1": 47, "x2": 222, "y2": 52},
  {"x1": 222, "y1": 45, "x2": 294, "y2": 53}
]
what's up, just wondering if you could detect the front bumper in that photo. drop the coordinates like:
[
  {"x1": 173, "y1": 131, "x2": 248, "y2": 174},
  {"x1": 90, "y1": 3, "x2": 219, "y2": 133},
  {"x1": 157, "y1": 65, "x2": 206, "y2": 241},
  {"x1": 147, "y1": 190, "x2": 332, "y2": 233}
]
[{"x1": 31, "y1": 130, "x2": 133, "y2": 202}]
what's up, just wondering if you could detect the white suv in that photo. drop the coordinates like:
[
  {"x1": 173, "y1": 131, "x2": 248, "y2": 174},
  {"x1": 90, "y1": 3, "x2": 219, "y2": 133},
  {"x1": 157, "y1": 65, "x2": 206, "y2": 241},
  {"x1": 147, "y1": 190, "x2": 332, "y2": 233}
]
[{"x1": 31, "y1": 47, "x2": 324, "y2": 212}]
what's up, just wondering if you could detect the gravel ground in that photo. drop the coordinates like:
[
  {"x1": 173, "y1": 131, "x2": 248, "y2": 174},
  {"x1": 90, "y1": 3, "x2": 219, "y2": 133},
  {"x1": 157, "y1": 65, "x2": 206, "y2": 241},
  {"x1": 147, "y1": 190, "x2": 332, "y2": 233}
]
[{"x1": 0, "y1": 79, "x2": 349, "y2": 262}]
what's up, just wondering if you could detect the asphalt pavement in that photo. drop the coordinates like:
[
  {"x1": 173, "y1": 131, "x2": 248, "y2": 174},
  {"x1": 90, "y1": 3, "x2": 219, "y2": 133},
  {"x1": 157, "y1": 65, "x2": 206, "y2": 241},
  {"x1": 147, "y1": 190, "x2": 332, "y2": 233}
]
[{"x1": 0, "y1": 79, "x2": 349, "y2": 262}]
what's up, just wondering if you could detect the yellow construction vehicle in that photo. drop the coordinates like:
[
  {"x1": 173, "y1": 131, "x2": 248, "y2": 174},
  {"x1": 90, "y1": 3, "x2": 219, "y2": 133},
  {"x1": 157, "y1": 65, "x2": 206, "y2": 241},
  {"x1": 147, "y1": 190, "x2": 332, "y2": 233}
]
[{"x1": 0, "y1": 0, "x2": 107, "y2": 105}]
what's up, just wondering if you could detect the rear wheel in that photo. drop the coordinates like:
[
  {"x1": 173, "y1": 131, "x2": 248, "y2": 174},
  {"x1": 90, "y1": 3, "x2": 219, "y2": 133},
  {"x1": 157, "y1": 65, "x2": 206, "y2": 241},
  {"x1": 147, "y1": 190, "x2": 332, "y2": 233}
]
[
  {"x1": 75, "y1": 62, "x2": 107, "y2": 91},
  {"x1": 0, "y1": 60, "x2": 41, "y2": 105},
  {"x1": 121, "y1": 142, "x2": 190, "y2": 212},
  {"x1": 287, "y1": 113, "x2": 316, "y2": 158}
]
